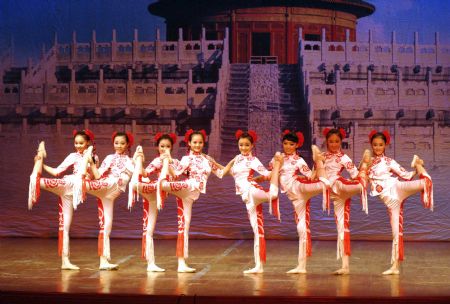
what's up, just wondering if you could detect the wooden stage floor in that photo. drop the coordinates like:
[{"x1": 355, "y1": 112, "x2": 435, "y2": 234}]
[{"x1": 1, "y1": 238, "x2": 450, "y2": 303}]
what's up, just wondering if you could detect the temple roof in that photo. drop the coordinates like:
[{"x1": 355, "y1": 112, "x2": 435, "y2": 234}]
[{"x1": 149, "y1": 0, "x2": 375, "y2": 19}]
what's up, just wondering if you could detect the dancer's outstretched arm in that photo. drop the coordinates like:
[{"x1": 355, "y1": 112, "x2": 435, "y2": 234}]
[
  {"x1": 89, "y1": 159, "x2": 101, "y2": 179},
  {"x1": 203, "y1": 154, "x2": 235, "y2": 177},
  {"x1": 42, "y1": 152, "x2": 73, "y2": 177},
  {"x1": 220, "y1": 156, "x2": 236, "y2": 176}
]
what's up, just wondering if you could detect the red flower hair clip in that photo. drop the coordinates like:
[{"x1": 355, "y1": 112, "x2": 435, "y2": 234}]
[
  {"x1": 296, "y1": 131, "x2": 304, "y2": 148},
  {"x1": 235, "y1": 129, "x2": 243, "y2": 140},
  {"x1": 125, "y1": 132, "x2": 134, "y2": 147},
  {"x1": 184, "y1": 129, "x2": 194, "y2": 143},
  {"x1": 248, "y1": 130, "x2": 257, "y2": 143},
  {"x1": 199, "y1": 129, "x2": 207, "y2": 142},
  {"x1": 368, "y1": 130, "x2": 377, "y2": 142},
  {"x1": 154, "y1": 132, "x2": 164, "y2": 143},
  {"x1": 339, "y1": 128, "x2": 346, "y2": 139},
  {"x1": 282, "y1": 129, "x2": 291, "y2": 136},
  {"x1": 322, "y1": 127, "x2": 331, "y2": 137},
  {"x1": 168, "y1": 133, "x2": 177, "y2": 144}
]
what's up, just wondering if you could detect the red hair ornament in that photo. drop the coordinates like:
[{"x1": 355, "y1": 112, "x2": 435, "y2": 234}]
[
  {"x1": 73, "y1": 129, "x2": 95, "y2": 141},
  {"x1": 235, "y1": 129, "x2": 258, "y2": 143},
  {"x1": 111, "y1": 131, "x2": 134, "y2": 146},
  {"x1": 369, "y1": 130, "x2": 391, "y2": 145},
  {"x1": 322, "y1": 127, "x2": 346, "y2": 139},
  {"x1": 184, "y1": 129, "x2": 207, "y2": 143},
  {"x1": 282, "y1": 129, "x2": 304, "y2": 148}
]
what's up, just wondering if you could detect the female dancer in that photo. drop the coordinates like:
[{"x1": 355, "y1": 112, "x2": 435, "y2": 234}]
[
  {"x1": 28, "y1": 129, "x2": 95, "y2": 270},
  {"x1": 132, "y1": 132, "x2": 179, "y2": 272},
  {"x1": 272, "y1": 130, "x2": 330, "y2": 274},
  {"x1": 229, "y1": 130, "x2": 282, "y2": 274},
  {"x1": 318, "y1": 128, "x2": 371, "y2": 275},
  {"x1": 87, "y1": 131, "x2": 135, "y2": 270},
  {"x1": 368, "y1": 130, "x2": 433, "y2": 275},
  {"x1": 157, "y1": 129, "x2": 232, "y2": 273}
]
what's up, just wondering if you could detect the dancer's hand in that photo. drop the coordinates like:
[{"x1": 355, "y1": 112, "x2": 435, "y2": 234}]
[
  {"x1": 34, "y1": 155, "x2": 42, "y2": 163},
  {"x1": 133, "y1": 151, "x2": 145, "y2": 162},
  {"x1": 274, "y1": 152, "x2": 284, "y2": 164},
  {"x1": 160, "y1": 151, "x2": 173, "y2": 163}
]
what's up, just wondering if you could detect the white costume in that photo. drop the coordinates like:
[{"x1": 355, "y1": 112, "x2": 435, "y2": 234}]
[
  {"x1": 271, "y1": 153, "x2": 328, "y2": 262},
  {"x1": 230, "y1": 153, "x2": 279, "y2": 266},
  {"x1": 34, "y1": 152, "x2": 90, "y2": 257},
  {"x1": 324, "y1": 150, "x2": 367, "y2": 260},
  {"x1": 368, "y1": 155, "x2": 433, "y2": 264},
  {"x1": 158, "y1": 151, "x2": 224, "y2": 258},
  {"x1": 85, "y1": 153, "x2": 134, "y2": 260},
  {"x1": 136, "y1": 156, "x2": 180, "y2": 264}
]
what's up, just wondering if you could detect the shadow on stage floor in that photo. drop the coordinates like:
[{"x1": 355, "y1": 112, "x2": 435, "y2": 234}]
[{"x1": 1, "y1": 238, "x2": 450, "y2": 303}]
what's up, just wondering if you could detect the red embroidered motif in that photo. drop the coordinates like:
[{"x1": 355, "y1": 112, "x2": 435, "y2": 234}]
[
  {"x1": 142, "y1": 184, "x2": 157, "y2": 193},
  {"x1": 87, "y1": 180, "x2": 109, "y2": 190},
  {"x1": 43, "y1": 178, "x2": 66, "y2": 188},
  {"x1": 170, "y1": 182, "x2": 189, "y2": 192}
]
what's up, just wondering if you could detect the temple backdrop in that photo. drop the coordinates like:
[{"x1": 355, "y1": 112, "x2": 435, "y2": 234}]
[{"x1": 0, "y1": 0, "x2": 449, "y2": 241}]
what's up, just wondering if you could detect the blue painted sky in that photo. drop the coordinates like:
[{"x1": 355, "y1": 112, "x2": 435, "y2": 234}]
[{"x1": 0, "y1": 0, "x2": 449, "y2": 65}]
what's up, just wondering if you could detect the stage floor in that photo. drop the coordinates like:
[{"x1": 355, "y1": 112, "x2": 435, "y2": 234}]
[{"x1": 1, "y1": 238, "x2": 450, "y2": 303}]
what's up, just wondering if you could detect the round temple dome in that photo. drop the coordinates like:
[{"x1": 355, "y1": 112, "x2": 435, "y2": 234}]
[{"x1": 148, "y1": 0, "x2": 375, "y2": 64}]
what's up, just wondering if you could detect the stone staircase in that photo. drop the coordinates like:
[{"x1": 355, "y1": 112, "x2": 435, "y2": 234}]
[
  {"x1": 220, "y1": 64, "x2": 250, "y2": 159},
  {"x1": 278, "y1": 64, "x2": 311, "y2": 154},
  {"x1": 219, "y1": 63, "x2": 311, "y2": 161}
]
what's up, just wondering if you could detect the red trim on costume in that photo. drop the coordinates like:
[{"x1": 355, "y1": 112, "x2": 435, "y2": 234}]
[
  {"x1": 306, "y1": 200, "x2": 312, "y2": 257},
  {"x1": 399, "y1": 202, "x2": 405, "y2": 261},
  {"x1": 325, "y1": 188, "x2": 331, "y2": 213},
  {"x1": 34, "y1": 173, "x2": 41, "y2": 205},
  {"x1": 271, "y1": 197, "x2": 280, "y2": 221},
  {"x1": 256, "y1": 204, "x2": 266, "y2": 263},
  {"x1": 97, "y1": 198, "x2": 105, "y2": 257},
  {"x1": 142, "y1": 199, "x2": 149, "y2": 259},
  {"x1": 337, "y1": 176, "x2": 359, "y2": 185},
  {"x1": 58, "y1": 198, "x2": 63, "y2": 256},
  {"x1": 176, "y1": 197, "x2": 185, "y2": 257},
  {"x1": 420, "y1": 174, "x2": 433, "y2": 210},
  {"x1": 344, "y1": 199, "x2": 351, "y2": 256}
]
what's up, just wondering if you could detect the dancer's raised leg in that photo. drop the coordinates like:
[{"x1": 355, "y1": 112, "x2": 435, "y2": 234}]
[{"x1": 28, "y1": 141, "x2": 46, "y2": 209}]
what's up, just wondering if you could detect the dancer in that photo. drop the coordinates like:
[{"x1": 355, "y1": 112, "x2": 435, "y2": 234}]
[
  {"x1": 318, "y1": 128, "x2": 371, "y2": 275},
  {"x1": 158, "y1": 129, "x2": 232, "y2": 273},
  {"x1": 132, "y1": 132, "x2": 179, "y2": 272},
  {"x1": 228, "y1": 130, "x2": 282, "y2": 274},
  {"x1": 28, "y1": 129, "x2": 95, "y2": 270},
  {"x1": 271, "y1": 130, "x2": 330, "y2": 274},
  {"x1": 368, "y1": 130, "x2": 433, "y2": 275},
  {"x1": 87, "y1": 131, "x2": 135, "y2": 270}
]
